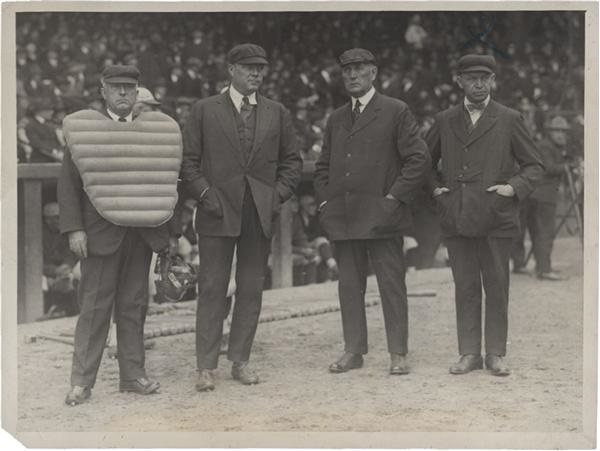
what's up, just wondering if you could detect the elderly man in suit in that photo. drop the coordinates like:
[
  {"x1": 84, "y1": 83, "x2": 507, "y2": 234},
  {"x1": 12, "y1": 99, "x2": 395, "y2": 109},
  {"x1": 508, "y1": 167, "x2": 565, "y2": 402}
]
[
  {"x1": 182, "y1": 43, "x2": 301, "y2": 391},
  {"x1": 59, "y1": 65, "x2": 181, "y2": 405},
  {"x1": 426, "y1": 54, "x2": 543, "y2": 376},
  {"x1": 314, "y1": 48, "x2": 430, "y2": 375}
]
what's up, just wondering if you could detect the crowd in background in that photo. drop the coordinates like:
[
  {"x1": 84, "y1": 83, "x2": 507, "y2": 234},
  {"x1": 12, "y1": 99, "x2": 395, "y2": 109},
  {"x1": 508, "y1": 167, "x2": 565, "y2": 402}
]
[
  {"x1": 17, "y1": 11, "x2": 586, "y2": 305},
  {"x1": 17, "y1": 11, "x2": 585, "y2": 164}
]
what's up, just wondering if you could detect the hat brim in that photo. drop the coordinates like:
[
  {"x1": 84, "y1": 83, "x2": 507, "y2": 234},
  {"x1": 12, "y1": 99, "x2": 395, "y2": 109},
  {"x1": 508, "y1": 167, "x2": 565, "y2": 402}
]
[
  {"x1": 104, "y1": 77, "x2": 139, "y2": 84},
  {"x1": 234, "y1": 56, "x2": 268, "y2": 65},
  {"x1": 459, "y1": 66, "x2": 494, "y2": 74},
  {"x1": 140, "y1": 99, "x2": 161, "y2": 105},
  {"x1": 340, "y1": 58, "x2": 376, "y2": 66}
]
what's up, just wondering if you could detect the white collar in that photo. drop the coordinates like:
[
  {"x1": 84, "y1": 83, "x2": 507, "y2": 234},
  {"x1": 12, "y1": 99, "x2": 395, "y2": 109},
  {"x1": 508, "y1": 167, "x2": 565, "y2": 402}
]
[
  {"x1": 107, "y1": 109, "x2": 133, "y2": 122},
  {"x1": 352, "y1": 86, "x2": 376, "y2": 110},
  {"x1": 229, "y1": 85, "x2": 257, "y2": 112},
  {"x1": 464, "y1": 95, "x2": 491, "y2": 109}
]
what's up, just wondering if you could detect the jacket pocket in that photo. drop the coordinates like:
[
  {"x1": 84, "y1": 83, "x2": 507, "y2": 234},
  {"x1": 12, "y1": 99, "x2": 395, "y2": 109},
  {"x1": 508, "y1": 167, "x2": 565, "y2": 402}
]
[{"x1": 198, "y1": 188, "x2": 223, "y2": 218}]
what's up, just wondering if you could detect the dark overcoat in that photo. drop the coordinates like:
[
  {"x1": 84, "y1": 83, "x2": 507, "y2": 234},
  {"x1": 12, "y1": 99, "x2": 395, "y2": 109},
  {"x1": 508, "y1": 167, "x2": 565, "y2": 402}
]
[
  {"x1": 426, "y1": 100, "x2": 544, "y2": 238},
  {"x1": 313, "y1": 92, "x2": 430, "y2": 240}
]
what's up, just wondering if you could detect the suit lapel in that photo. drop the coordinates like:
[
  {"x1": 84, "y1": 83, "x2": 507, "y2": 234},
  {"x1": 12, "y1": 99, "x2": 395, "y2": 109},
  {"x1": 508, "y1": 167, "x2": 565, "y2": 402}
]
[
  {"x1": 449, "y1": 105, "x2": 468, "y2": 145},
  {"x1": 214, "y1": 93, "x2": 244, "y2": 165},
  {"x1": 340, "y1": 103, "x2": 353, "y2": 132},
  {"x1": 350, "y1": 92, "x2": 381, "y2": 134},
  {"x1": 248, "y1": 95, "x2": 274, "y2": 163},
  {"x1": 466, "y1": 100, "x2": 499, "y2": 146}
]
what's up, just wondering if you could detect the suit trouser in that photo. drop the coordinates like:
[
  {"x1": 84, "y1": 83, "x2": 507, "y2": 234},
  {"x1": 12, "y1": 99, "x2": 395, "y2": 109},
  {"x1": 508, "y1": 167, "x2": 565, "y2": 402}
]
[
  {"x1": 71, "y1": 229, "x2": 152, "y2": 387},
  {"x1": 445, "y1": 236, "x2": 512, "y2": 356},
  {"x1": 334, "y1": 237, "x2": 408, "y2": 355},
  {"x1": 196, "y1": 188, "x2": 270, "y2": 370},
  {"x1": 512, "y1": 198, "x2": 557, "y2": 274}
]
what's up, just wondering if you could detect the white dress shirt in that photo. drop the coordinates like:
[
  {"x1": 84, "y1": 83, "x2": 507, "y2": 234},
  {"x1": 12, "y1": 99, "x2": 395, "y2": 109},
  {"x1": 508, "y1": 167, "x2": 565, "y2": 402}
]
[
  {"x1": 464, "y1": 95, "x2": 490, "y2": 126},
  {"x1": 351, "y1": 86, "x2": 376, "y2": 112},
  {"x1": 107, "y1": 109, "x2": 133, "y2": 122},
  {"x1": 229, "y1": 85, "x2": 258, "y2": 113}
]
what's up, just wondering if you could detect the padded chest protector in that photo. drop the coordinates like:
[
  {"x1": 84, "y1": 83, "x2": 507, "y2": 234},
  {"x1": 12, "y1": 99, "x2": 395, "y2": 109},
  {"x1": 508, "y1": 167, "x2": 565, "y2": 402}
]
[{"x1": 63, "y1": 109, "x2": 182, "y2": 227}]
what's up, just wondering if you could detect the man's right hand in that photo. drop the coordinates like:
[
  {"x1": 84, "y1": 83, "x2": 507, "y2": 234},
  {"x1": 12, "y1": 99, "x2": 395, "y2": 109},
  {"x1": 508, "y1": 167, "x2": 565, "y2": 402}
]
[
  {"x1": 432, "y1": 187, "x2": 450, "y2": 197},
  {"x1": 68, "y1": 231, "x2": 88, "y2": 259}
]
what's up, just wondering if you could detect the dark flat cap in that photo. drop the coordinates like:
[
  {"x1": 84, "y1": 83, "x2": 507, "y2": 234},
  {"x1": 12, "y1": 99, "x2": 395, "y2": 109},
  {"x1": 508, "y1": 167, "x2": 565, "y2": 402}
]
[
  {"x1": 101, "y1": 64, "x2": 140, "y2": 84},
  {"x1": 457, "y1": 54, "x2": 496, "y2": 74},
  {"x1": 227, "y1": 43, "x2": 268, "y2": 65},
  {"x1": 339, "y1": 48, "x2": 376, "y2": 66}
]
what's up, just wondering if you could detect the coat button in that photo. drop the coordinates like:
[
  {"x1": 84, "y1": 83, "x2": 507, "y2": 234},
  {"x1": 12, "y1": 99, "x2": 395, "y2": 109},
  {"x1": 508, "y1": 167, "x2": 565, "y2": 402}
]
[
  {"x1": 346, "y1": 153, "x2": 351, "y2": 158},
  {"x1": 345, "y1": 172, "x2": 350, "y2": 177},
  {"x1": 462, "y1": 165, "x2": 468, "y2": 170}
]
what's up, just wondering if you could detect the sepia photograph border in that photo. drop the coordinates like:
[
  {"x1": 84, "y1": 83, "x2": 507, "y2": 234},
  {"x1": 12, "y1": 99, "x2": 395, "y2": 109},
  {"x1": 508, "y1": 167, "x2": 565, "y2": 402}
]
[{"x1": 1, "y1": 0, "x2": 598, "y2": 448}]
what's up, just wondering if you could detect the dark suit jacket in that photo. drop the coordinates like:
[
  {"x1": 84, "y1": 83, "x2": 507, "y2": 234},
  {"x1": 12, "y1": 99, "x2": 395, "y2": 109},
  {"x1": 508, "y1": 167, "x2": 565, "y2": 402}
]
[
  {"x1": 530, "y1": 138, "x2": 564, "y2": 204},
  {"x1": 426, "y1": 100, "x2": 544, "y2": 238},
  {"x1": 58, "y1": 110, "x2": 181, "y2": 256},
  {"x1": 181, "y1": 92, "x2": 301, "y2": 238},
  {"x1": 313, "y1": 92, "x2": 430, "y2": 240}
]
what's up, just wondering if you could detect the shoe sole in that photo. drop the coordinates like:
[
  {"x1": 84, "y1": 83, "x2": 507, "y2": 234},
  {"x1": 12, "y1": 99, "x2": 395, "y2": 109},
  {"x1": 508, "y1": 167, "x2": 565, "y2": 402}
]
[
  {"x1": 449, "y1": 362, "x2": 484, "y2": 375},
  {"x1": 390, "y1": 368, "x2": 410, "y2": 375},
  {"x1": 119, "y1": 384, "x2": 160, "y2": 394},
  {"x1": 329, "y1": 362, "x2": 364, "y2": 373},
  {"x1": 196, "y1": 385, "x2": 215, "y2": 392}
]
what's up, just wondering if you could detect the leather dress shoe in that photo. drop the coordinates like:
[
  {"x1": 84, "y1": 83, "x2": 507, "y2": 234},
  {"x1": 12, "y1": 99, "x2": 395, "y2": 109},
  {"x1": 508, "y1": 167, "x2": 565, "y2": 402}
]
[
  {"x1": 449, "y1": 354, "x2": 483, "y2": 374},
  {"x1": 389, "y1": 353, "x2": 410, "y2": 375},
  {"x1": 195, "y1": 369, "x2": 215, "y2": 392},
  {"x1": 485, "y1": 354, "x2": 511, "y2": 376},
  {"x1": 231, "y1": 362, "x2": 259, "y2": 385},
  {"x1": 65, "y1": 385, "x2": 91, "y2": 406},
  {"x1": 119, "y1": 377, "x2": 160, "y2": 394},
  {"x1": 537, "y1": 271, "x2": 567, "y2": 281},
  {"x1": 329, "y1": 352, "x2": 363, "y2": 373}
]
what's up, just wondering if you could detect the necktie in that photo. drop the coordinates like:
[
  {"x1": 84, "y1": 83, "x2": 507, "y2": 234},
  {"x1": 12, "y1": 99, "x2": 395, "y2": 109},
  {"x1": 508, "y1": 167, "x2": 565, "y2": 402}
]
[
  {"x1": 465, "y1": 102, "x2": 486, "y2": 113},
  {"x1": 352, "y1": 99, "x2": 362, "y2": 123},
  {"x1": 240, "y1": 96, "x2": 253, "y2": 123},
  {"x1": 118, "y1": 117, "x2": 127, "y2": 122}
]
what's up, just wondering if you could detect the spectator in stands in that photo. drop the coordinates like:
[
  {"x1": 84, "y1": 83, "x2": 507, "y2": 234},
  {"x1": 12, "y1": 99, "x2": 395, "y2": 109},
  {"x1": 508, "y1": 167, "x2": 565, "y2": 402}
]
[
  {"x1": 132, "y1": 86, "x2": 161, "y2": 116},
  {"x1": 289, "y1": 195, "x2": 319, "y2": 286},
  {"x1": 298, "y1": 193, "x2": 338, "y2": 282},
  {"x1": 25, "y1": 97, "x2": 64, "y2": 162},
  {"x1": 41, "y1": 202, "x2": 80, "y2": 319},
  {"x1": 512, "y1": 116, "x2": 568, "y2": 281}
]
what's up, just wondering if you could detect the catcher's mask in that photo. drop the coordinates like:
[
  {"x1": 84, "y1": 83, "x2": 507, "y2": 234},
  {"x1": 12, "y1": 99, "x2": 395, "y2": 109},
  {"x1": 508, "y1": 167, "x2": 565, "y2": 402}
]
[{"x1": 154, "y1": 253, "x2": 197, "y2": 302}]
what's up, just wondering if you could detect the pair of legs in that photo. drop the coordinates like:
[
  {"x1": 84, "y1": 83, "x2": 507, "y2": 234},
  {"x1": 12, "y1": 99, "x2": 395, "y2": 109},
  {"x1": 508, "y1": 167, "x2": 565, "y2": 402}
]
[
  {"x1": 334, "y1": 236, "x2": 408, "y2": 356},
  {"x1": 512, "y1": 198, "x2": 558, "y2": 275},
  {"x1": 70, "y1": 229, "x2": 152, "y2": 388},
  {"x1": 195, "y1": 189, "x2": 270, "y2": 371},
  {"x1": 445, "y1": 236, "x2": 512, "y2": 358}
]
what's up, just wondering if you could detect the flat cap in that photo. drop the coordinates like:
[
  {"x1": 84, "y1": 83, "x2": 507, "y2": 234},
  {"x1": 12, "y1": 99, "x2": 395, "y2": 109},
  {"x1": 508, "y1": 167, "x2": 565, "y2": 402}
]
[
  {"x1": 136, "y1": 87, "x2": 161, "y2": 105},
  {"x1": 457, "y1": 54, "x2": 496, "y2": 74},
  {"x1": 545, "y1": 115, "x2": 571, "y2": 130},
  {"x1": 101, "y1": 64, "x2": 140, "y2": 84},
  {"x1": 339, "y1": 48, "x2": 376, "y2": 66},
  {"x1": 227, "y1": 43, "x2": 268, "y2": 65}
]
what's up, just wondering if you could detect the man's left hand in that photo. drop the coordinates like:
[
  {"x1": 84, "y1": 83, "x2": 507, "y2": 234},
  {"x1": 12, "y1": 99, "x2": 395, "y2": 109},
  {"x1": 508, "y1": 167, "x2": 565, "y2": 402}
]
[{"x1": 486, "y1": 184, "x2": 515, "y2": 197}]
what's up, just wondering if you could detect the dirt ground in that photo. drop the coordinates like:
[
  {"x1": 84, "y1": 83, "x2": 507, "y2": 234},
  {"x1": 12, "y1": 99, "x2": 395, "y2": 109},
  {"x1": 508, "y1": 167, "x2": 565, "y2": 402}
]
[{"x1": 15, "y1": 236, "x2": 584, "y2": 434}]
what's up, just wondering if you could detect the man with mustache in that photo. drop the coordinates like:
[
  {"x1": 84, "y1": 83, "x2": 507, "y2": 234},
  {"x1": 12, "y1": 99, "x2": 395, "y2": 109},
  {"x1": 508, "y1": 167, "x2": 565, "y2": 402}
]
[
  {"x1": 314, "y1": 48, "x2": 430, "y2": 375},
  {"x1": 426, "y1": 54, "x2": 543, "y2": 376},
  {"x1": 182, "y1": 43, "x2": 301, "y2": 391},
  {"x1": 59, "y1": 65, "x2": 181, "y2": 405}
]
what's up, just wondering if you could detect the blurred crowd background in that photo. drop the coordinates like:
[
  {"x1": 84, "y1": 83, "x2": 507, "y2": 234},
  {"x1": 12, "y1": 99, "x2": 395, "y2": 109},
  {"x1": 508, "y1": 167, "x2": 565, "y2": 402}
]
[
  {"x1": 16, "y1": 11, "x2": 585, "y2": 164},
  {"x1": 16, "y1": 11, "x2": 586, "y2": 311}
]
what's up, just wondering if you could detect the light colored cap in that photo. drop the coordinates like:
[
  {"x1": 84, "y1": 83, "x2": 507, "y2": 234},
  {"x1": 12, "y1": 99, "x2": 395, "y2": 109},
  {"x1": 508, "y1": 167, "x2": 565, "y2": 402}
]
[{"x1": 136, "y1": 87, "x2": 161, "y2": 105}]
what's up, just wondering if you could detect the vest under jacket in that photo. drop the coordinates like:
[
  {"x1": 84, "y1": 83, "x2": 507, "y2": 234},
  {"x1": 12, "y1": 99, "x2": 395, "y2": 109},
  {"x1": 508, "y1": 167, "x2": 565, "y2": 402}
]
[{"x1": 62, "y1": 109, "x2": 182, "y2": 227}]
